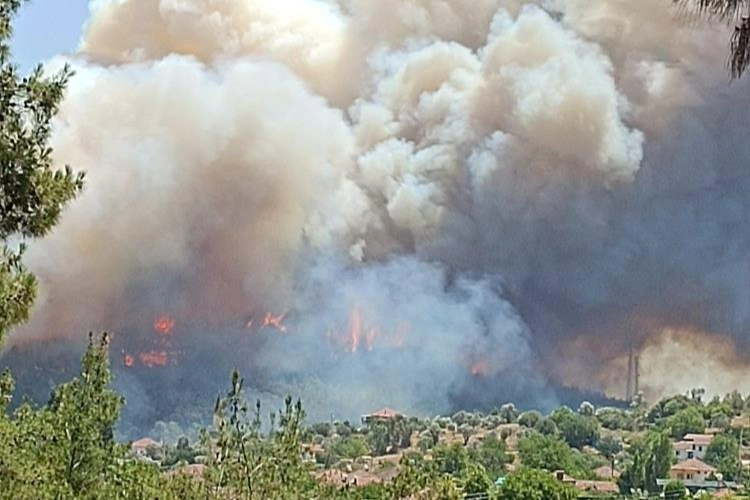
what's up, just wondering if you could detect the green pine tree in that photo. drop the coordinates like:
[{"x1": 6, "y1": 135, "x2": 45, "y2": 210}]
[{"x1": 0, "y1": 0, "x2": 84, "y2": 345}]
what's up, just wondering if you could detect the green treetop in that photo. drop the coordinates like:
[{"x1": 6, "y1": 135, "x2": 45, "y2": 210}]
[{"x1": 0, "y1": 0, "x2": 84, "y2": 345}]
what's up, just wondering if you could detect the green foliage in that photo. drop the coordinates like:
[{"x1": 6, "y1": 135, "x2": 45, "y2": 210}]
[
  {"x1": 595, "y1": 435, "x2": 622, "y2": 458},
  {"x1": 309, "y1": 421, "x2": 333, "y2": 438},
  {"x1": 417, "y1": 426, "x2": 439, "y2": 452},
  {"x1": 206, "y1": 370, "x2": 316, "y2": 499},
  {"x1": 618, "y1": 430, "x2": 673, "y2": 494},
  {"x1": 723, "y1": 390, "x2": 745, "y2": 416},
  {"x1": 497, "y1": 468, "x2": 577, "y2": 500},
  {"x1": 705, "y1": 433, "x2": 741, "y2": 481},
  {"x1": 517, "y1": 431, "x2": 593, "y2": 478},
  {"x1": 451, "y1": 410, "x2": 470, "y2": 426},
  {"x1": 4, "y1": 327, "x2": 749, "y2": 500},
  {"x1": 328, "y1": 434, "x2": 370, "y2": 460},
  {"x1": 0, "y1": 0, "x2": 85, "y2": 345},
  {"x1": 595, "y1": 435, "x2": 621, "y2": 476},
  {"x1": 469, "y1": 433, "x2": 509, "y2": 479},
  {"x1": 428, "y1": 475, "x2": 462, "y2": 500},
  {"x1": 665, "y1": 406, "x2": 706, "y2": 439},
  {"x1": 499, "y1": 403, "x2": 520, "y2": 424},
  {"x1": 390, "y1": 452, "x2": 437, "y2": 498},
  {"x1": 647, "y1": 395, "x2": 697, "y2": 424},
  {"x1": 578, "y1": 401, "x2": 595, "y2": 417},
  {"x1": 549, "y1": 406, "x2": 600, "y2": 449},
  {"x1": 663, "y1": 480, "x2": 688, "y2": 500},
  {"x1": 534, "y1": 416, "x2": 558, "y2": 435},
  {"x1": 366, "y1": 417, "x2": 411, "y2": 456},
  {"x1": 461, "y1": 461, "x2": 493, "y2": 495},
  {"x1": 517, "y1": 410, "x2": 542, "y2": 428},
  {"x1": 161, "y1": 437, "x2": 198, "y2": 468},
  {"x1": 0, "y1": 368, "x2": 12, "y2": 413},
  {"x1": 433, "y1": 443, "x2": 470, "y2": 475},
  {"x1": 596, "y1": 407, "x2": 635, "y2": 430},
  {"x1": 0, "y1": 333, "x2": 130, "y2": 500}
]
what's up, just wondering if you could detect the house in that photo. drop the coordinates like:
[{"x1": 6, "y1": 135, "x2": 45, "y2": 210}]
[
  {"x1": 315, "y1": 468, "x2": 393, "y2": 488},
  {"x1": 130, "y1": 437, "x2": 161, "y2": 458},
  {"x1": 674, "y1": 439, "x2": 708, "y2": 461},
  {"x1": 674, "y1": 433, "x2": 714, "y2": 461},
  {"x1": 361, "y1": 407, "x2": 404, "y2": 425},
  {"x1": 669, "y1": 458, "x2": 716, "y2": 483},
  {"x1": 552, "y1": 471, "x2": 618, "y2": 494},
  {"x1": 302, "y1": 443, "x2": 325, "y2": 462},
  {"x1": 731, "y1": 415, "x2": 750, "y2": 429},
  {"x1": 593, "y1": 465, "x2": 620, "y2": 479},
  {"x1": 658, "y1": 459, "x2": 740, "y2": 493},
  {"x1": 684, "y1": 433, "x2": 714, "y2": 446}
]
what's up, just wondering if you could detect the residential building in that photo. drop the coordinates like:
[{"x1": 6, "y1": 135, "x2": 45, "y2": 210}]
[
  {"x1": 673, "y1": 433, "x2": 714, "y2": 461},
  {"x1": 669, "y1": 458, "x2": 715, "y2": 482},
  {"x1": 683, "y1": 433, "x2": 714, "y2": 447},
  {"x1": 552, "y1": 471, "x2": 619, "y2": 494},
  {"x1": 361, "y1": 407, "x2": 404, "y2": 425},
  {"x1": 130, "y1": 437, "x2": 161, "y2": 459},
  {"x1": 659, "y1": 459, "x2": 739, "y2": 493}
]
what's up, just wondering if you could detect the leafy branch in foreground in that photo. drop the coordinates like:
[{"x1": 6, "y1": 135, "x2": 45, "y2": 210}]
[
  {"x1": 672, "y1": 0, "x2": 750, "y2": 78},
  {"x1": 0, "y1": 0, "x2": 85, "y2": 345}
]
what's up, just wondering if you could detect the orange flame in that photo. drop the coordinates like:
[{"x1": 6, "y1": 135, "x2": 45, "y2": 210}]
[
  {"x1": 470, "y1": 360, "x2": 489, "y2": 377},
  {"x1": 350, "y1": 307, "x2": 361, "y2": 353},
  {"x1": 154, "y1": 314, "x2": 175, "y2": 335},
  {"x1": 261, "y1": 311, "x2": 287, "y2": 332},
  {"x1": 328, "y1": 305, "x2": 408, "y2": 353},
  {"x1": 139, "y1": 351, "x2": 169, "y2": 367}
]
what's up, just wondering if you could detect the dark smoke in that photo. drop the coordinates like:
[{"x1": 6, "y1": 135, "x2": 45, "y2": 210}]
[{"x1": 2, "y1": 0, "x2": 750, "y2": 434}]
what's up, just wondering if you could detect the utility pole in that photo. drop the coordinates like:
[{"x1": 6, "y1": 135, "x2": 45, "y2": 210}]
[
  {"x1": 634, "y1": 354, "x2": 640, "y2": 397},
  {"x1": 626, "y1": 344, "x2": 634, "y2": 402}
]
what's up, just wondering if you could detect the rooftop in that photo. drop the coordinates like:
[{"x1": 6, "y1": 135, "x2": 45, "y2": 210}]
[
  {"x1": 362, "y1": 407, "x2": 403, "y2": 419},
  {"x1": 682, "y1": 433, "x2": 714, "y2": 445},
  {"x1": 130, "y1": 437, "x2": 160, "y2": 449},
  {"x1": 671, "y1": 458, "x2": 716, "y2": 473}
]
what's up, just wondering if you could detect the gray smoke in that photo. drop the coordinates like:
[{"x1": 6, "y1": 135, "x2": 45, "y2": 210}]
[{"x1": 4, "y1": 0, "x2": 750, "y2": 427}]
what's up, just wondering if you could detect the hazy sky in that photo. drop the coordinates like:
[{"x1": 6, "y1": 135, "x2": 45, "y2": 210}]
[{"x1": 11, "y1": 0, "x2": 90, "y2": 71}]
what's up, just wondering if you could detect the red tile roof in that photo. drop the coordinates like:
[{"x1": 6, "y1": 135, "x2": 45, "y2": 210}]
[
  {"x1": 364, "y1": 408, "x2": 403, "y2": 419},
  {"x1": 671, "y1": 458, "x2": 716, "y2": 473},
  {"x1": 683, "y1": 434, "x2": 713, "y2": 445},
  {"x1": 674, "y1": 441, "x2": 696, "y2": 451},
  {"x1": 131, "y1": 437, "x2": 160, "y2": 449},
  {"x1": 574, "y1": 480, "x2": 619, "y2": 493}
]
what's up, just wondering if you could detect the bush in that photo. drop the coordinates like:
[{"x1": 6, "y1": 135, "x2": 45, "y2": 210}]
[
  {"x1": 497, "y1": 469, "x2": 577, "y2": 500},
  {"x1": 518, "y1": 411, "x2": 542, "y2": 428}
]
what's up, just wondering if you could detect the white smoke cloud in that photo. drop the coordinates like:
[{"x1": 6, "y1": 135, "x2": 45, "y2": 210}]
[{"x1": 7, "y1": 0, "x2": 750, "y2": 422}]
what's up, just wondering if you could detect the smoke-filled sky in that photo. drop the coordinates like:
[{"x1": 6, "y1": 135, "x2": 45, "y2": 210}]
[{"x1": 5, "y1": 0, "x2": 750, "y2": 429}]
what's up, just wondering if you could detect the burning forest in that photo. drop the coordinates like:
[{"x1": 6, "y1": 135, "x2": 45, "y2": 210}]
[{"x1": 3, "y1": 0, "x2": 750, "y2": 435}]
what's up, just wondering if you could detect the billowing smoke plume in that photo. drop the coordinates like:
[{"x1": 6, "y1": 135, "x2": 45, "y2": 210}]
[{"x1": 4, "y1": 0, "x2": 750, "y2": 431}]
